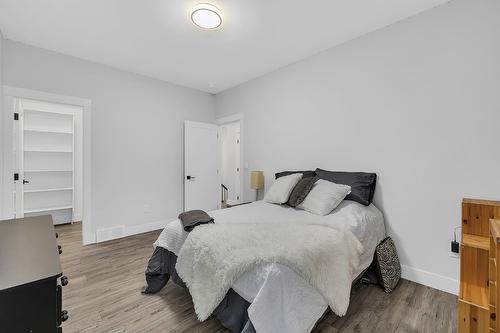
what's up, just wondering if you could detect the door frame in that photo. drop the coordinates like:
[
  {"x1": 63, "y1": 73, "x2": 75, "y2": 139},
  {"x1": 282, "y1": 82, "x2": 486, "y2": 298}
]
[
  {"x1": 13, "y1": 99, "x2": 80, "y2": 221},
  {"x1": 216, "y1": 113, "x2": 244, "y2": 203},
  {"x1": 1, "y1": 86, "x2": 93, "y2": 245}
]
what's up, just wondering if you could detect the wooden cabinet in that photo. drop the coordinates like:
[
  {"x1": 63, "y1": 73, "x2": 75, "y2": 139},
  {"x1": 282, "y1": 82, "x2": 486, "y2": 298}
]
[
  {"x1": 0, "y1": 215, "x2": 69, "y2": 332},
  {"x1": 459, "y1": 199, "x2": 500, "y2": 333},
  {"x1": 490, "y1": 218, "x2": 500, "y2": 332}
]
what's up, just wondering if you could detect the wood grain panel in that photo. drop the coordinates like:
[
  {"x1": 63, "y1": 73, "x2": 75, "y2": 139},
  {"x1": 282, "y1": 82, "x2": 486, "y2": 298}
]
[
  {"x1": 463, "y1": 234, "x2": 490, "y2": 251},
  {"x1": 491, "y1": 258, "x2": 497, "y2": 282},
  {"x1": 463, "y1": 203, "x2": 494, "y2": 237},
  {"x1": 458, "y1": 301, "x2": 489, "y2": 333},
  {"x1": 460, "y1": 245, "x2": 489, "y2": 307}
]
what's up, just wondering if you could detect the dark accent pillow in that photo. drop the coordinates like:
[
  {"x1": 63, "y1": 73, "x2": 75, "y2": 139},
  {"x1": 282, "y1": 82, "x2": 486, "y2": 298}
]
[
  {"x1": 287, "y1": 177, "x2": 318, "y2": 207},
  {"x1": 314, "y1": 168, "x2": 377, "y2": 206},
  {"x1": 275, "y1": 170, "x2": 315, "y2": 179},
  {"x1": 374, "y1": 237, "x2": 401, "y2": 293}
]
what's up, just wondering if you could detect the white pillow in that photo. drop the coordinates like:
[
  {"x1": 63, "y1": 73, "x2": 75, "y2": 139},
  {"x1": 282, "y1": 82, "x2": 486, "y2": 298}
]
[
  {"x1": 263, "y1": 173, "x2": 302, "y2": 204},
  {"x1": 297, "y1": 179, "x2": 351, "y2": 216}
]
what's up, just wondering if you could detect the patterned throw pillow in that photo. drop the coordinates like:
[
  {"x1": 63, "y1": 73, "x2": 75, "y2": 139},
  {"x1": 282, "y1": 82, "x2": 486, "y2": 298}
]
[
  {"x1": 374, "y1": 237, "x2": 401, "y2": 293},
  {"x1": 287, "y1": 177, "x2": 318, "y2": 207}
]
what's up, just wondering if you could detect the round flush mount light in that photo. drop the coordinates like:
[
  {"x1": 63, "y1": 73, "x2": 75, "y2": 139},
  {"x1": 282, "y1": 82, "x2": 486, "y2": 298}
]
[{"x1": 190, "y1": 3, "x2": 222, "y2": 29}]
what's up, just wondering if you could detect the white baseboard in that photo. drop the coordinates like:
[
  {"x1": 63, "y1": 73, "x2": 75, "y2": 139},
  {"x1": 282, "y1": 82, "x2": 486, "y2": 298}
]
[
  {"x1": 123, "y1": 219, "x2": 170, "y2": 238},
  {"x1": 89, "y1": 218, "x2": 170, "y2": 244},
  {"x1": 401, "y1": 264, "x2": 458, "y2": 295},
  {"x1": 82, "y1": 230, "x2": 96, "y2": 245}
]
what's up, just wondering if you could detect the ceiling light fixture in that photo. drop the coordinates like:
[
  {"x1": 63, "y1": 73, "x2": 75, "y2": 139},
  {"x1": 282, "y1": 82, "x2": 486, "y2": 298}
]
[{"x1": 190, "y1": 4, "x2": 222, "y2": 29}]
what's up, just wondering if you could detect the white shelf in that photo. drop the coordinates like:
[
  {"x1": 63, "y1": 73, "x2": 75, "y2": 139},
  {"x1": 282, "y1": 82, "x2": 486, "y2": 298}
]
[
  {"x1": 24, "y1": 187, "x2": 73, "y2": 193},
  {"x1": 24, "y1": 169, "x2": 73, "y2": 173},
  {"x1": 20, "y1": 102, "x2": 75, "y2": 220},
  {"x1": 24, "y1": 205, "x2": 73, "y2": 214},
  {"x1": 24, "y1": 108, "x2": 73, "y2": 117},
  {"x1": 24, "y1": 128, "x2": 73, "y2": 134},
  {"x1": 24, "y1": 149, "x2": 73, "y2": 153}
]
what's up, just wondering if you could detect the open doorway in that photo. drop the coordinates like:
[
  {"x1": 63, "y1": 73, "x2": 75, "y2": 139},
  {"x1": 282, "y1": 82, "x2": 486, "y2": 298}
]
[
  {"x1": 183, "y1": 114, "x2": 244, "y2": 211},
  {"x1": 2, "y1": 87, "x2": 92, "y2": 244},
  {"x1": 216, "y1": 113, "x2": 244, "y2": 208},
  {"x1": 219, "y1": 121, "x2": 241, "y2": 207}
]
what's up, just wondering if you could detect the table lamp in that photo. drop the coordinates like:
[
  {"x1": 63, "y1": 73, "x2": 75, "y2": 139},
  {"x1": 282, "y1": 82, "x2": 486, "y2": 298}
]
[{"x1": 250, "y1": 171, "x2": 264, "y2": 201}]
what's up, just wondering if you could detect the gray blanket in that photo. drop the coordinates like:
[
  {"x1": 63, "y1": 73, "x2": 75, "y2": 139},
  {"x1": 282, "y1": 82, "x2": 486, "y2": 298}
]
[{"x1": 178, "y1": 210, "x2": 214, "y2": 232}]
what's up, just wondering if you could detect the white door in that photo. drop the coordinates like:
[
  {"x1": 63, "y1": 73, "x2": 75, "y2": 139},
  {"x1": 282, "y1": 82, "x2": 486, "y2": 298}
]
[
  {"x1": 184, "y1": 121, "x2": 220, "y2": 211},
  {"x1": 13, "y1": 98, "x2": 81, "y2": 225},
  {"x1": 234, "y1": 130, "x2": 241, "y2": 203}
]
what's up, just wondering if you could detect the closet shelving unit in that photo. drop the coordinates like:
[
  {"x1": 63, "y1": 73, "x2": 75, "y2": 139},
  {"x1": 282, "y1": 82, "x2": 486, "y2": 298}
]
[{"x1": 21, "y1": 105, "x2": 75, "y2": 225}]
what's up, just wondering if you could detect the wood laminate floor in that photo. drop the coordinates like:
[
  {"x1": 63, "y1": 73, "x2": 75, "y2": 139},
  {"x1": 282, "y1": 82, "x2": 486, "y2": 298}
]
[{"x1": 57, "y1": 222, "x2": 457, "y2": 333}]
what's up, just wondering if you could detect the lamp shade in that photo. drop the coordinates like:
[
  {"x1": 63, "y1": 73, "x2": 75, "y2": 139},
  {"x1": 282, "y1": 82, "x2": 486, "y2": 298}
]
[{"x1": 250, "y1": 171, "x2": 264, "y2": 190}]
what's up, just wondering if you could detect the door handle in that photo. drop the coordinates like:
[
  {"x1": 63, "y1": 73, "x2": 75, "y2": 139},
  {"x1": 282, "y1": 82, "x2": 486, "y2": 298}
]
[
  {"x1": 23, "y1": 179, "x2": 30, "y2": 184},
  {"x1": 186, "y1": 176, "x2": 196, "y2": 180}
]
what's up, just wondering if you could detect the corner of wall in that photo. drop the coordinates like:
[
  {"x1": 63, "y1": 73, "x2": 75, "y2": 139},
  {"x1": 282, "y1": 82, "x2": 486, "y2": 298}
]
[{"x1": 0, "y1": 29, "x2": 5, "y2": 218}]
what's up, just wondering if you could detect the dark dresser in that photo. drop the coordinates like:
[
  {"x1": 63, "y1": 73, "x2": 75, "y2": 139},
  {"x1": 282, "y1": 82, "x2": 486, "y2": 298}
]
[{"x1": 0, "y1": 215, "x2": 69, "y2": 333}]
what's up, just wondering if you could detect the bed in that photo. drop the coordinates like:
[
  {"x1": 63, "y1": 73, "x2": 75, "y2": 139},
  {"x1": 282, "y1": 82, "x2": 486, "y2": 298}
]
[{"x1": 144, "y1": 199, "x2": 385, "y2": 333}]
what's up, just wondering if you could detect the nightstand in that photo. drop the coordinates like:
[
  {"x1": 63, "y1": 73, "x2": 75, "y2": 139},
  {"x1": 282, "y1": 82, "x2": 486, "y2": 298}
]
[{"x1": 458, "y1": 198, "x2": 500, "y2": 332}]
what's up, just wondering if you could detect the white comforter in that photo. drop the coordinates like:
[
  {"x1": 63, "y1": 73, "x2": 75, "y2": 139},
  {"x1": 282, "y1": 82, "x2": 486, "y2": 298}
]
[
  {"x1": 177, "y1": 223, "x2": 362, "y2": 320},
  {"x1": 154, "y1": 201, "x2": 385, "y2": 333}
]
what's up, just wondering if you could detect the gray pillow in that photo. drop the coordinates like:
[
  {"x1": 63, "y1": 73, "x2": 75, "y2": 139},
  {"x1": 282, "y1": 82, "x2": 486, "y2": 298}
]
[
  {"x1": 275, "y1": 170, "x2": 315, "y2": 179},
  {"x1": 315, "y1": 168, "x2": 377, "y2": 206},
  {"x1": 287, "y1": 177, "x2": 318, "y2": 207}
]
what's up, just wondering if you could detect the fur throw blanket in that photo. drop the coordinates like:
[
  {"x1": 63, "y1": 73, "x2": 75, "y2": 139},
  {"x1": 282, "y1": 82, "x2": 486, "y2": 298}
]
[{"x1": 176, "y1": 223, "x2": 363, "y2": 321}]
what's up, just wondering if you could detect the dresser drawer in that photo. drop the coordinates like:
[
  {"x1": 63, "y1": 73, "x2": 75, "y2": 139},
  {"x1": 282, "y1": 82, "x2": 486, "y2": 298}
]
[{"x1": 0, "y1": 275, "x2": 61, "y2": 333}]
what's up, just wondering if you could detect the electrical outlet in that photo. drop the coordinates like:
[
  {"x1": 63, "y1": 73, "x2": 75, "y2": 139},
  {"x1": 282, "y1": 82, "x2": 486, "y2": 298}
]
[{"x1": 451, "y1": 240, "x2": 459, "y2": 253}]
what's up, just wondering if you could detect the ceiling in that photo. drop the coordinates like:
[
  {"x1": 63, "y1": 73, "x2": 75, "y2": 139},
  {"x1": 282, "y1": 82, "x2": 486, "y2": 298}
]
[{"x1": 0, "y1": 0, "x2": 450, "y2": 94}]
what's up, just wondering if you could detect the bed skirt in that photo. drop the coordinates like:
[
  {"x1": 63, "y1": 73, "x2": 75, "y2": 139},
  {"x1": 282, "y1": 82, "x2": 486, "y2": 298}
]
[{"x1": 143, "y1": 246, "x2": 256, "y2": 333}]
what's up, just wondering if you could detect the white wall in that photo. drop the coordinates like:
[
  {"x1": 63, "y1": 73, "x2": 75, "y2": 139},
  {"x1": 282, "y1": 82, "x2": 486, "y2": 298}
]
[
  {"x1": 216, "y1": 0, "x2": 500, "y2": 294},
  {"x1": 2, "y1": 40, "x2": 216, "y2": 241},
  {"x1": 0, "y1": 31, "x2": 4, "y2": 217}
]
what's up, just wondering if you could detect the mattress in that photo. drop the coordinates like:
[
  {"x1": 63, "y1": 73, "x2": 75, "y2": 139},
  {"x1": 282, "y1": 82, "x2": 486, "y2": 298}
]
[
  {"x1": 156, "y1": 200, "x2": 385, "y2": 278},
  {"x1": 154, "y1": 200, "x2": 385, "y2": 333}
]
